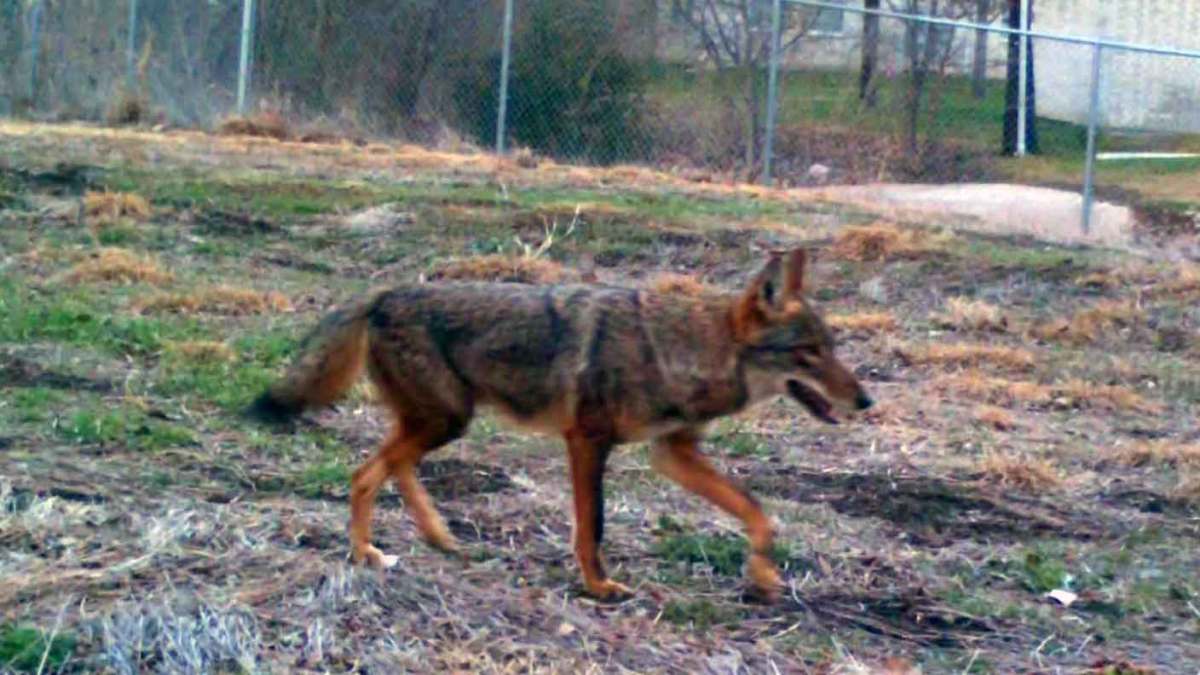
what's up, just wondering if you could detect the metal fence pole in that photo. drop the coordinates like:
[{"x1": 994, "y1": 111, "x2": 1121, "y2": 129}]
[
  {"x1": 236, "y1": 0, "x2": 255, "y2": 115},
  {"x1": 495, "y1": 0, "x2": 515, "y2": 155},
  {"x1": 1081, "y1": 40, "x2": 1103, "y2": 236},
  {"x1": 761, "y1": 0, "x2": 783, "y2": 184},
  {"x1": 1016, "y1": 0, "x2": 1030, "y2": 156},
  {"x1": 28, "y1": 0, "x2": 44, "y2": 106},
  {"x1": 126, "y1": 0, "x2": 138, "y2": 87}
]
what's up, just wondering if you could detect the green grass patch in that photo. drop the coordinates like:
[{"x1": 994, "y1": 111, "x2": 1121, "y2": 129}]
[
  {"x1": 1020, "y1": 549, "x2": 1072, "y2": 594},
  {"x1": 102, "y1": 164, "x2": 794, "y2": 229},
  {"x1": 710, "y1": 420, "x2": 771, "y2": 458},
  {"x1": 0, "y1": 281, "x2": 204, "y2": 357},
  {"x1": 0, "y1": 624, "x2": 76, "y2": 673},
  {"x1": 653, "y1": 519, "x2": 791, "y2": 577},
  {"x1": 650, "y1": 65, "x2": 1091, "y2": 157},
  {"x1": 8, "y1": 387, "x2": 65, "y2": 423},
  {"x1": 660, "y1": 599, "x2": 744, "y2": 630},
  {"x1": 656, "y1": 531, "x2": 748, "y2": 577},
  {"x1": 295, "y1": 460, "x2": 353, "y2": 498},
  {"x1": 57, "y1": 406, "x2": 196, "y2": 451},
  {"x1": 156, "y1": 360, "x2": 276, "y2": 411},
  {"x1": 102, "y1": 169, "x2": 384, "y2": 218},
  {"x1": 96, "y1": 222, "x2": 143, "y2": 246},
  {"x1": 231, "y1": 328, "x2": 300, "y2": 367}
]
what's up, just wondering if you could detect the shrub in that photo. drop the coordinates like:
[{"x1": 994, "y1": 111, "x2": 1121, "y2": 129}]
[{"x1": 455, "y1": 0, "x2": 649, "y2": 164}]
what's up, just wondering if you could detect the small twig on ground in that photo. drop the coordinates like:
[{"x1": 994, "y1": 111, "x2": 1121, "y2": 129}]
[
  {"x1": 1032, "y1": 634, "x2": 1055, "y2": 670},
  {"x1": 961, "y1": 649, "x2": 980, "y2": 675},
  {"x1": 36, "y1": 595, "x2": 71, "y2": 675}
]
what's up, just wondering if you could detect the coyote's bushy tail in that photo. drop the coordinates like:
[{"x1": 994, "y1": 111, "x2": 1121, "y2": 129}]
[{"x1": 247, "y1": 290, "x2": 385, "y2": 424}]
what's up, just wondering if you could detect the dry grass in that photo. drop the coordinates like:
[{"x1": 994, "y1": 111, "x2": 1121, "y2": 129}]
[
  {"x1": 135, "y1": 286, "x2": 292, "y2": 315},
  {"x1": 1073, "y1": 270, "x2": 1121, "y2": 291},
  {"x1": 859, "y1": 401, "x2": 905, "y2": 426},
  {"x1": 426, "y1": 255, "x2": 571, "y2": 285},
  {"x1": 1106, "y1": 441, "x2": 1200, "y2": 468},
  {"x1": 901, "y1": 342, "x2": 1035, "y2": 371},
  {"x1": 647, "y1": 272, "x2": 722, "y2": 297},
  {"x1": 1158, "y1": 263, "x2": 1200, "y2": 297},
  {"x1": 165, "y1": 340, "x2": 237, "y2": 364},
  {"x1": 64, "y1": 247, "x2": 173, "y2": 285},
  {"x1": 976, "y1": 451, "x2": 1061, "y2": 490},
  {"x1": 105, "y1": 89, "x2": 151, "y2": 126},
  {"x1": 830, "y1": 221, "x2": 943, "y2": 262},
  {"x1": 534, "y1": 201, "x2": 628, "y2": 220},
  {"x1": 1172, "y1": 474, "x2": 1200, "y2": 502},
  {"x1": 1089, "y1": 262, "x2": 1200, "y2": 298},
  {"x1": 932, "y1": 297, "x2": 1007, "y2": 332},
  {"x1": 217, "y1": 111, "x2": 290, "y2": 141},
  {"x1": 972, "y1": 405, "x2": 1018, "y2": 431},
  {"x1": 1072, "y1": 262, "x2": 1163, "y2": 292},
  {"x1": 1030, "y1": 300, "x2": 1143, "y2": 345},
  {"x1": 934, "y1": 372, "x2": 1158, "y2": 413},
  {"x1": 84, "y1": 190, "x2": 152, "y2": 223},
  {"x1": 826, "y1": 311, "x2": 898, "y2": 335},
  {"x1": 1054, "y1": 379, "x2": 1161, "y2": 414},
  {"x1": 513, "y1": 147, "x2": 539, "y2": 168},
  {"x1": 932, "y1": 373, "x2": 1053, "y2": 407}
]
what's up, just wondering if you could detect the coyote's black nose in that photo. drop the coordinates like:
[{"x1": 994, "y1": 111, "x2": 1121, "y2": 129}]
[{"x1": 855, "y1": 392, "x2": 874, "y2": 410}]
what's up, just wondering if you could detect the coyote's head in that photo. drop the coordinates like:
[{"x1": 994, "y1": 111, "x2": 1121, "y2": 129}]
[{"x1": 733, "y1": 248, "x2": 873, "y2": 424}]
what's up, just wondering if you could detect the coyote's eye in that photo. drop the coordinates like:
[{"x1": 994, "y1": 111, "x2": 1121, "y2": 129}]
[{"x1": 795, "y1": 345, "x2": 822, "y2": 367}]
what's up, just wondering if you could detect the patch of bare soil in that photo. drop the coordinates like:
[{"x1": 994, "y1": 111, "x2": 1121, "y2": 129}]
[
  {"x1": 748, "y1": 468, "x2": 1098, "y2": 547},
  {"x1": 0, "y1": 356, "x2": 113, "y2": 392},
  {"x1": 419, "y1": 458, "x2": 518, "y2": 500},
  {"x1": 794, "y1": 588, "x2": 999, "y2": 648},
  {"x1": 193, "y1": 208, "x2": 280, "y2": 235},
  {"x1": 1100, "y1": 485, "x2": 1199, "y2": 518},
  {"x1": 806, "y1": 183, "x2": 1142, "y2": 251}
]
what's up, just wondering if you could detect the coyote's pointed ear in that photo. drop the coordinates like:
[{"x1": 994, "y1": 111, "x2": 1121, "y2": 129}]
[
  {"x1": 734, "y1": 249, "x2": 807, "y2": 337},
  {"x1": 749, "y1": 248, "x2": 807, "y2": 309},
  {"x1": 782, "y1": 248, "x2": 807, "y2": 296}
]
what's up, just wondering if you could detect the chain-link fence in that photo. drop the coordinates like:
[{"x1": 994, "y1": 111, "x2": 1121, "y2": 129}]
[
  {"x1": 776, "y1": 0, "x2": 1200, "y2": 234},
  {"x1": 3, "y1": 1, "x2": 1200, "y2": 234}
]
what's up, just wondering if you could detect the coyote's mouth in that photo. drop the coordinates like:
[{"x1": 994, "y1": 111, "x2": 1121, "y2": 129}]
[{"x1": 787, "y1": 379, "x2": 838, "y2": 425}]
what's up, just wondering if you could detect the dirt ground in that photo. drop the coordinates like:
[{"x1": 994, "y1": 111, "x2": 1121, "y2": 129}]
[
  {"x1": 1, "y1": 121, "x2": 1199, "y2": 674},
  {"x1": 803, "y1": 184, "x2": 1139, "y2": 251}
]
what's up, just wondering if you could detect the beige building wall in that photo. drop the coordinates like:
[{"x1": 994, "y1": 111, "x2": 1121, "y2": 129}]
[{"x1": 1036, "y1": 0, "x2": 1200, "y2": 132}]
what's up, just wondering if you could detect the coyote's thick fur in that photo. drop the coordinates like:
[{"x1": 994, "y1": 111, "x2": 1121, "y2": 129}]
[{"x1": 251, "y1": 249, "x2": 873, "y2": 600}]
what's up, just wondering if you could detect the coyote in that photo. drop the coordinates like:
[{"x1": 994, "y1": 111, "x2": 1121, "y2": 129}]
[{"x1": 250, "y1": 249, "x2": 872, "y2": 600}]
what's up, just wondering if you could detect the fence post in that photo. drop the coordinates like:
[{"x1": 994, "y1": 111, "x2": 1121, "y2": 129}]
[
  {"x1": 126, "y1": 0, "x2": 138, "y2": 87},
  {"x1": 495, "y1": 0, "x2": 515, "y2": 155},
  {"x1": 1081, "y1": 40, "x2": 1103, "y2": 236},
  {"x1": 1016, "y1": 0, "x2": 1030, "y2": 156},
  {"x1": 762, "y1": 0, "x2": 783, "y2": 184},
  {"x1": 236, "y1": 0, "x2": 255, "y2": 115},
  {"x1": 28, "y1": 0, "x2": 44, "y2": 107}
]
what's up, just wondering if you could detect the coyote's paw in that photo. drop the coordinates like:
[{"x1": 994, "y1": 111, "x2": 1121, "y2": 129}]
[
  {"x1": 353, "y1": 545, "x2": 399, "y2": 570},
  {"x1": 747, "y1": 553, "x2": 783, "y2": 602},
  {"x1": 585, "y1": 578, "x2": 634, "y2": 601},
  {"x1": 424, "y1": 530, "x2": 461, "y2": 555}
]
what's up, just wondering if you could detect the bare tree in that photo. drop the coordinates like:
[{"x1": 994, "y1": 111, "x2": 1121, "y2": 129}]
[
  {"x1": 669, "y1": 0, "x2": 814, "y2": 173},
  {"x1": 860, "y1": 0, "x2": 881, "y2": 107},
  {"x1": 893, "y1": 0, "x2": 975, "y2": 157},
  {"x1": 971, "y1": 0, "x2": 991, "y2": 98},
  {"x1": 0, "y1": 0, "x2": 24, "y2": 112}
]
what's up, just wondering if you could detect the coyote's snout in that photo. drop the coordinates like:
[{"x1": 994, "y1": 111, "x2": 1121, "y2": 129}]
[{"x1": 250, "y1": 248, "x2": 872, "y2": 600}]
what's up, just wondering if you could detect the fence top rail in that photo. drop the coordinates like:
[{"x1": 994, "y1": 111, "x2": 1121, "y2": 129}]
[{"x1": 785, "y1": 0, "x2": 1200, "y2": 60}]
